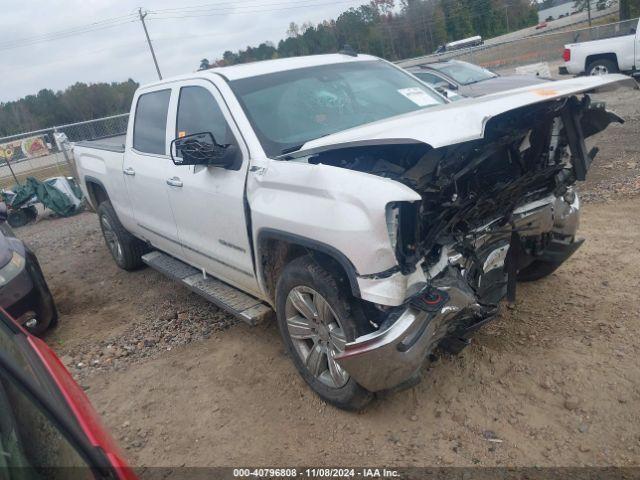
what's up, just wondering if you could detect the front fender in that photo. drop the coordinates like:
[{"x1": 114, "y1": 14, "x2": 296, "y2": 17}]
[{"x1": 247, "y1": 159, "x2": 422, "y2": 305}]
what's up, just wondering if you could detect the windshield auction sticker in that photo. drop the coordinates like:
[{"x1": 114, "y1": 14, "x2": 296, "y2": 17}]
[{"x1": 397, "y1": 87, "x2": 439, "y2": 107}]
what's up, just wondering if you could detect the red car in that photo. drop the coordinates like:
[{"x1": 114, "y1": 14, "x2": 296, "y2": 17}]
[
  {"x1": 0, "y1": 308, "x2": 136, "y2": 479},
  {"x1": 536, "y1": 21, "x2": 548, "y2": 29}
]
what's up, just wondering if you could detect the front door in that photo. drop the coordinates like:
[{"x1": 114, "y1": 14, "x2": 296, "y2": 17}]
[
  {"x1": 165, "y1": 80, "x2": 260, "y2": 296},
  {"x1": 123, "y1": 88, "x2": 182, "y2": 257}
]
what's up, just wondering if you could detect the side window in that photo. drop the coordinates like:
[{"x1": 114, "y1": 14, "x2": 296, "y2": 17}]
[
  {"x1": 414, "y1": 72, "x2": 444, "y2": 86},
  {"x1": 133, "y1": 89, "x2": 171, "y2": 155},
  {"x1": 176, "y1": 86, "x2": 236, "y2": 146}
]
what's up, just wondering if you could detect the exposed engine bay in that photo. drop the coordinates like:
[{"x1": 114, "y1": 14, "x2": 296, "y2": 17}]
[
  {"x1": 307, "y1": 95, "x2": 619, "y2": 294},
  {"x1": 302, "y1": 95, "x2": 622, "y2": 387}
]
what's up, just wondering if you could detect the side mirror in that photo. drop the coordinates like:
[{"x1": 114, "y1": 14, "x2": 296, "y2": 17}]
[
  {"x1": 170, "y1": 132, "x2": 239, "y2": 169},
  {"x1": 434, "y1": 81, "x2": 457, "y2": 94},
  {"x1": 0, "y1": 203, "x2": 7, "y2": 223}
]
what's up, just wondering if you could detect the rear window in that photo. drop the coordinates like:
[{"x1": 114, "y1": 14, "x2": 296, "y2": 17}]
[{"x1": 133, "y1": 89, "x2": 171, "y2": 155}]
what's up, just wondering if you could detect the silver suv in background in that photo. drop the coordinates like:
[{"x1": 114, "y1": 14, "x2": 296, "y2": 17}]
[{"x1": 408, "y1": 59, "x2": 548, "y2": 98}]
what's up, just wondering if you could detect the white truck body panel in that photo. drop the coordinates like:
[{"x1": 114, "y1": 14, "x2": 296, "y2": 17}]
[
  {"x1": 75, "y1": 144, "x2": 137, "y2": 232},
  {"x1": 563, "y1": 18, "x2": 640, "y2": 75},
  {"x1": 74, "y1": 55, "x2": 634, "y2": 308},
  {"x1": 72, "y1": 53, "x2": 637, "y2": 398}
]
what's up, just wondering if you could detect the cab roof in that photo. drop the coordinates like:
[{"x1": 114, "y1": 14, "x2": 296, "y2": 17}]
[{"x1": 142, "y1": 53, "x2": 380, "y2": 90}]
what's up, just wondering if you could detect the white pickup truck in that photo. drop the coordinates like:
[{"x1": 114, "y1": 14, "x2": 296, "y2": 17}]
[
  {"x1": 561, "y1": 17, "x2": 639, "y2": 76},
  {"x1": 74, "y1": 53, "x2": 634, "y2": 410}
]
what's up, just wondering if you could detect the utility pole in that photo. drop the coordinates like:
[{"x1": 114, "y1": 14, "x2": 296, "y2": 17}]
[
  {"x1": 504, "y1": 5, "x2": 510, "y2": 31},
  {"x1": 587, "y1": 0, "x2": 592, "y2": 26},
  {"x1": 138, "y1": 8, "x2": 162, "y2": 80}
]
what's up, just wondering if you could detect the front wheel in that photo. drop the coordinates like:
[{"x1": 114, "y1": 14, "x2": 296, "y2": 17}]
[{"x1": 275, "y1": 255, "x2": 373, "y2": 411}]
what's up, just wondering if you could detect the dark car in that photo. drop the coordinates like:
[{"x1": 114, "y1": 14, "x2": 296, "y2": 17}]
[
  {"x1": 0, "y1": 308, "x2": 136, "y2": 479},
  {"x1": 0, "y1": 202, "x2": 57, "y2": 336},
  {"x1": 407, "y1": 59, "x2": 548, "y2": 99}
]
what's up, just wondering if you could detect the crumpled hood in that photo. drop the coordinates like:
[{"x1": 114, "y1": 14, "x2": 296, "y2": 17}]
[{"x1": 294, "y1": 74, "x2": 637, "y2": 155}]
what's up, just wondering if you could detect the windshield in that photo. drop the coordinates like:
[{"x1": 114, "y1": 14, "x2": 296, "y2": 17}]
[
  {"x1": 230, "y1": 60, "x2": 445, "y2": 157},
  {"x1": 430, "y1": 61, "x2": 497, "y2": 85}
]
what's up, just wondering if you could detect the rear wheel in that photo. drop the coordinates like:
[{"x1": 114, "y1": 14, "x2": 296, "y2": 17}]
[
  {"x1": 275, "y1": 255, "x2": 373, "y2": 410},
  {"x1": 97, "y1": 201, "x2": 147, "y2": 270},
  {"x1": 587, "y1": 59, "x2": 618, "y2": 76}
]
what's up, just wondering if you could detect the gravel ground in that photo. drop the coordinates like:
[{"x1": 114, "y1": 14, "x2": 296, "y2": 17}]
[{"x1": 14, "y1": 86, "x2": 640, "y2": 468}]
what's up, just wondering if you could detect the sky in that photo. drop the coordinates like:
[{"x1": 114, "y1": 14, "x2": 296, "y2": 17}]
[{"x1": 0, "y1": 0, "x2": 367, "y2": 102}]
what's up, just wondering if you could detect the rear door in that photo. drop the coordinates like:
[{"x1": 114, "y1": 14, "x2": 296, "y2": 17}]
[
  {"x1": 122, "y1": 87, "x2": 182, "y2": 257},
  {"x1": 164, "y1": 79, "x2": 260, "y2": 295}
]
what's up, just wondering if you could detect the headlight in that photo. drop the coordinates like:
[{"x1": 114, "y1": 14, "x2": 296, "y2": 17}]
[
  {"x1": 386, "y1": 202, "x2": 421, "y2": 272},
  {"x1": 0, "y1": 251, "x2": 25, "y2": 287},
  {"x1": 385, "y1": 203, "x2": 400, "y2": 251}
]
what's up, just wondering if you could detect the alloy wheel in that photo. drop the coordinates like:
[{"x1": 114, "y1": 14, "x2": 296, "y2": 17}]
[
  {"x1": 590, "y1": 65, "x2": 609, "y2": 75},
  {"x1": 284, "y1": 286, "x2": 349, "y2": 388},
  {"x1": 100, "y1": 215, "x2": 123, "y2": 263}
]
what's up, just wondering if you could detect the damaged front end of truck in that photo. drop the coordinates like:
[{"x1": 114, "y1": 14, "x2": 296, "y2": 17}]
[{"x1": 301, "y1": 87, "x2": 629, "y2": 392}]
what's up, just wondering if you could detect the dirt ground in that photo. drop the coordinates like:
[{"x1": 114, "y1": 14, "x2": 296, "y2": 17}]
[{"x1": 15, "y1": 86, "x2": 640, "y2": 468}]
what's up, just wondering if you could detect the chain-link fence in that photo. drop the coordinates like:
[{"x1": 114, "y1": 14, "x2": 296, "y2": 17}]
[{"x1": 0, "y1": 113, "x2": 128, "y2": 189}]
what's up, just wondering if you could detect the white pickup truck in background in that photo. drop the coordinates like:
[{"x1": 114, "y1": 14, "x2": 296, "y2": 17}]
[
  {"x1": 561, "y1": 17, "x2": 639, "y2": 75},
  {"x1": 74, "y1": 53, "x2": 634, "y2": 410}
]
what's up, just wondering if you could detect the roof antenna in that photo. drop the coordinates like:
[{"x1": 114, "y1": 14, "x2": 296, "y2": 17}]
[{"x1": 339, "y1": 44, "x2": 358, "y2": 57}]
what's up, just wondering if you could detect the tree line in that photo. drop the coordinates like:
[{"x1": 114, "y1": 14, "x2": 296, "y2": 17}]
[
  {"x1": 1, "y1": 0, "x2": 546, "y2": 137},
  {"x1": 199, "y1": 0, "x2": 539, "y2": 70},
  {"x1": 620, "y1": 0, "x2": 640, "y2": 19},
  {"x1": 0, "y1": 79, "x2": 138, "y2": 137}
]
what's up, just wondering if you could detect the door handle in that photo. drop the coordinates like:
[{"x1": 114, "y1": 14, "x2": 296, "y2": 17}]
[
  {"x1": 123, "y1": 167, "x2": 135, "y2": 176},
  {"x1": 166, "y1": 177, "x2": 183, "y2": 187}
]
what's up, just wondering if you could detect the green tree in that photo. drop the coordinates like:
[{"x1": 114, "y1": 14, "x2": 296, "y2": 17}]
[
  {"x1": 619, "y1": 0, "x2": 640, "y2": 18},
  {"x1": 198, "y1": 0, "x2": 540, "y2": 70},
  {"x1": 0, "y1": 79, "x2": 139, "y2": 136}
]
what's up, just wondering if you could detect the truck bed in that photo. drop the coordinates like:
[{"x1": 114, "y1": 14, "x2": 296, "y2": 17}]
[{"x1": 76, "y1": 135, "x2": 126, "y2": 153}]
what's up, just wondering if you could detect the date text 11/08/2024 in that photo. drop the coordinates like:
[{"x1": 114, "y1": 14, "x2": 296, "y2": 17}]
[{"x1": 232, "y1": 468, "x2": 401, "y2": 478}]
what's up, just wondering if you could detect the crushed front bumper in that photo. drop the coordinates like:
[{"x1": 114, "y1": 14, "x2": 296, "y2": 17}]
[
  {"x1": 335, "y1": 267, "x2": 494, "y2": 392},
  {"x1": 336, "y1": 191, "x2": 582, "y2": 393}
]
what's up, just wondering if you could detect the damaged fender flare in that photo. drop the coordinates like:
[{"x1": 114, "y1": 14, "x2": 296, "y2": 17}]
[{"x1": 256, "y1": 229, "x2": 361, "y2": 298}]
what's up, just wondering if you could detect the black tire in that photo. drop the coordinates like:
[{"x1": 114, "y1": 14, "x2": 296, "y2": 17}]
[
  {"x1": 21, "y1": 249, "x2": 59, "y2": 337},
  {"x1": 275, "y1": 255, "x2": 373, "y2": 411},
  {"x1": 7, "y1": 206, "x2": 37, "y2": 228},
  {"x1": 25, "y1": 308, "x2": 58, "y2": 337},
  {"x1": 517, "y1": 259, "x2": 563, "y2": 282},
  {"x1": 587, "y1": 58, "x2": 618, "y2": 76},
  {"x1": 24, "y1": 205, "x2": 38, "y2": 222},
  {"x1": 97, "y1": 201, "x2": 147, "y2": 270}
]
